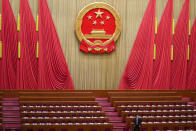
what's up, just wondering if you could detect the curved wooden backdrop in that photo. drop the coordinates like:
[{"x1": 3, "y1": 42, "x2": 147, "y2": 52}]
[{"x1": 3, "y1": 0, "x2": 196, "y2": 90}]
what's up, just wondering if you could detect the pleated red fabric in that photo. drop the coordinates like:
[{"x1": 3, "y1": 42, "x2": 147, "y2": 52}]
[
  {"x1": 16, "y1": 0, "x2": 38, "y2": 89},
  {"x1": 118, "y1": 0, "x2": 156, "y2": 90},
  {"x1": 170, "y1": 0, "x2": 189, "y2": 90},
  {"x1": 186, "y1": 19, "x2": 196, "y2": 89},
  {"x1": 152, "y1": 0, "x2": 173, "y2": 90},
  {"x1": 38, "y1": 0, "x2": 74, "y2": 89},
  {"x1": 0, "y1": 0, "x2": 18, "y2": 89}
]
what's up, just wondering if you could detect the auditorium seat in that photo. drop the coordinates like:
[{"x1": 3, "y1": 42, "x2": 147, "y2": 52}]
[
  {"x1": 21, "y1": 111, "x2": 105, "y2": 117},
  {"x1": 22, "y1": 123, "x2": 113, "y2": 131},
  {"x1": 127, "y1": 121, "x2": 196, "y2": 130},
  {"x1": 121, "y1": 110, "x2": 196, "y2": 120},
  {"x1": 20, "y1": 105, "x2": 102, "y2": 111},
  {"x1": 16, "y1": 91, "x2": 115, "y2": 131},
  {"x1": 117, "y1": 104, "x2": 194, "y2": 114},
  {"x1": 1, "y1": 90, "x2": 194, "y2": 130},
  {"x1": 107, "y1": 91, "x2": 196, "y2": 130},
  {"x1": 20, "y1": 101, "x2": 98, "y2": 106},
  {"x1": 22, "y1": 116, "x2": 109, "y2": 123},
  {"x1": 113, "y1": 100, "x2": 187, "y2": 109},
  {"x1": 126, "y1": 115, "x2": 196, "y2": 123}
]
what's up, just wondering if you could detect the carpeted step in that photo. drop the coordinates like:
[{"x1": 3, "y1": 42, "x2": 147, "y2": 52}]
[
  {"x1": 3, "y1": 107, "x2": 20, "y2": 111},
  {"x1": 113, "y1": 129, "x2": 127, "y2": 131},
  {"x1": 2, "y1": 98, "x2": 19, "y2": 101},
  {"x1": 109, "y1": 117, "x2": 123, "y2": 122},
  {"x1": 3, "y1": 124, "x2": 21, "y2": 129},
  {"x1": 98, "y1": 102, "x2": 111, "y2": 107},
  {"x1": 3, "y1": 112, "x2": 20, "y2": 117},
  {"x1": 2, "y1": 102, "x2": 19, "y2": 106},
  {"x1": 188, "y1": 102, "x2": 195, "y2": 105},
  {"x1": 102, "y1": 107, "x2": 115, "y2": 112},
  {"x1": 96, "y1": 98, "x2": 126, "y2": 130},
  {"x1": 95, "y1": 98, "x2": 108, "y2": 101},
  {"x1": 182, "y1": 97, "x2": 190, "y2": 101},
  {"x1": 105, "y1": 112, "x2": 119, "y2": 116},
  {"x1": 113, "y1": 123, "x2": 127, "y2": 131},
  {"x1": 112, "y1": 123, "x2": 127, "y2": 127},
  {"x1": 3, "y1": 118, "x2": 21, "y2": 123}
]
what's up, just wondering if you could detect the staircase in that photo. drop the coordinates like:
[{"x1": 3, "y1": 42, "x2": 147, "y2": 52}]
[
  {"x1": 182, "y1": 97, "x2": 196, "y2": 110},
  {"x1": 95, "y1": 98, "x2": 127, "y2": 131},
  {"x1": 2, "y1": 97, "x2": 21, "y2": 131}
]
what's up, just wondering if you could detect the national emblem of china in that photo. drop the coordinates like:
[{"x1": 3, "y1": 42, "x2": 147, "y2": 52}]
[{"x1": 75, "y1": 3, "x2": 121, "y2": 54}]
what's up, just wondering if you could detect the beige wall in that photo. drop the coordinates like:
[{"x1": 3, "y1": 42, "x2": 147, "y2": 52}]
[{"x1": 7, "y1": 0, "x2": 196, "y2": 90}]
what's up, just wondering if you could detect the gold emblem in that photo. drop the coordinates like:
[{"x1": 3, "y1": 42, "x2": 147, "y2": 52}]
[{"x1": 75, "y1": 2, "x2": 121, "y2": 53}]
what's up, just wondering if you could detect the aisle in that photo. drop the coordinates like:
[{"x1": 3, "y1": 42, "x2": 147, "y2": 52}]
[
  {"x1": 2, "y1": 97, "x2": 21, "y2": 130},
  {"x1": 96, "y1": 98, "x2": 127, "y2": 131}
]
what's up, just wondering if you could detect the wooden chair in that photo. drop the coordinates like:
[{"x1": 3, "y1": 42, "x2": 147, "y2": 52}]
[
  {"x1": 121, "y1": 110, "x2": 196, "y2": 120},
  {"x1": 127, "y1": 122, "x2": 196, "y2": 130},
  {"x1": 22, "y1": 117, "x2": 109, "y2": 123},
  {"x1": 125, "y1": 116, "x2": 196, "y2": 123},
  {"x1": 113, "y1": 101, "x2": 187, "y2": 108},
  {"x1": 21, "y1": 111, "x2": 105, "y2": 117},
  {"x1": 20, "y1": 101, "x2": 98, "y2": 106},
  {"x1": 116, "y1": 105, "x2": 194, "y2": 114}
]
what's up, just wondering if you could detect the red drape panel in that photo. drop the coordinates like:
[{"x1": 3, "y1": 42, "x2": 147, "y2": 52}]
[
  {"x1": 118, "y1": 0, "x2": 155, "y2": 90},
  {"x1": 0, "y1": 0, "x2": 18, "y2": 89},
  {"x1": 17, "y1": 0, "x2": 38, "y2": 89},
  {"x1": 186, "y1": 19, "x2": 196, "y2": 89},
  {"x1": 38, "y1": 0, "x2": 74, "y2": 89},
  {"x1": 152, "y1": 0, "x2": 173, "y2": 90},
  {"x1": 170, "y1": 0, "x2": 189, "y2": 90}
]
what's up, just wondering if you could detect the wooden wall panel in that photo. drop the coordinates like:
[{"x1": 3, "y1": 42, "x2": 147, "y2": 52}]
[{"x1": 5, "y1": 0, "x2": 196, "y2": 90}]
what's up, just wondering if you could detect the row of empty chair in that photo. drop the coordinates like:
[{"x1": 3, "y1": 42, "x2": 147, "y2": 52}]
[
  {"x1": 21, "y1": 101, "x2": 98, "y2": 106},
  {"x1": 22, "y1": 124, "x2": 113, "y2": 131},
  {"x1": 21, "y1": 105, "x2": 102, "y2": 111},
  {"x1": 0, "y1": 90, "x2": 195, "y2": 130},
  {"x1": 108, "y1": 91, "x2": 196, "y2": 130},
  {"x1": 19, "y1": 91, "x2": 113, "y2": 131}
]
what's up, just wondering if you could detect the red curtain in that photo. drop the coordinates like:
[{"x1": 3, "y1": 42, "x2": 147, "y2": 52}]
[
  {"x1": 170, "y1": 0, "x2": 189, "y2": 90},
  {"x1": 0, "y1": 0, "x2": 18, "y2": 89},
  {"x1": 118, "y1": 0, "x2": 156, "y2": 90},
  {"x1": 152, "y1": 0, "x2": 173, "y2": 90},
  {"x1": 186, "y1": 19, "x2": 196, "y2": 89},
  {"x1": 38, "y1": 0, "x2": 74, "y2": 89},
  {"x1": 16, "y1": 0, "x2": 38, "y2": 89}
]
